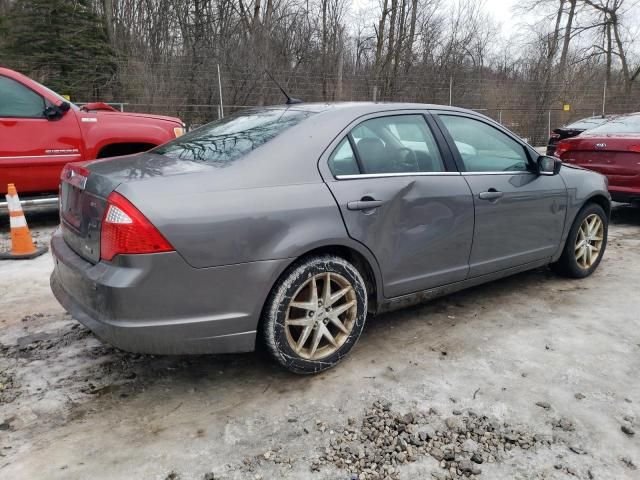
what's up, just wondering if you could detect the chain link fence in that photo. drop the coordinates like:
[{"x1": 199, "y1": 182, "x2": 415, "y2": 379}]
[
  {"x1": 46, "y1": 62, "x2": 633, "y2": 146},
  {"x1": 6, "y1": 57, "x2": 639, "y2": 143}
]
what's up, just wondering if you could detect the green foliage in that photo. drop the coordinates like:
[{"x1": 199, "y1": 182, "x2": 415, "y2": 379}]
[{"x1": 2, "y1": 0, "x2": 116, "y2": 100}]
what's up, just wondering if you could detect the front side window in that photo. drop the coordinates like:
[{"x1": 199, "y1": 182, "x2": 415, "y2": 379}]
[
  {"x1": 154, "y1": 107, "x2": 317, "y2": 166},
  {"x1": 439, "y1": 115, "x2": 529, "y2": 172},
  {"x1": 0, "y1": 76, "x2": 46, "y2": 118},
  {"x1": 344, "y1": 114, "x2": 444, "y2": 175}
]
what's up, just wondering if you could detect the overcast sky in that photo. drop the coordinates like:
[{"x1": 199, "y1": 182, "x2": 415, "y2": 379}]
[
  {"x1": 350, "y1": 0, "x2": 524, "y2": 37},
  {"x1": 484, "y1": 0, "x2": 517, "y2": 33}
]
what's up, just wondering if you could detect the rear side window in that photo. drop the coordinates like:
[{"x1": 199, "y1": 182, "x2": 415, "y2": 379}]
[
  {"x1": 565, "y1": 117, "x2": 609, "y2": 130},
  {"x1": 154, "y1": 108, "x2": 316, "y2": 164},
  {"x1": 328, "y1": 138, "x2": 359, "y2": 176},
  {"x1": 586, "y1": 115, "x2": 640, "y2": 134},
  {"x1": 0, "y1": 76, "x2": 46, "y2": 118}
]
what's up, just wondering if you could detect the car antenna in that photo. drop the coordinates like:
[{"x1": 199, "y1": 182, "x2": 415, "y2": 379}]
[{"x1": 264, "y1": 70, "x2": 303, "y2": 105}]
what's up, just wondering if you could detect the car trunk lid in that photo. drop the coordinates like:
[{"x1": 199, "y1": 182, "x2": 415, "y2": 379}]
[
  {"x1": 60, "y1": 164, "x2": 111, "y2": 263},
  {"x1": 559, "y1": 135, "x2": 640, "y2": 192},
  {"x1": 559, "y1": 135, "x2": 640, "y2": 183},
  {"x1": 60, "y1": 153, "x2": 211, "y2": 263}
]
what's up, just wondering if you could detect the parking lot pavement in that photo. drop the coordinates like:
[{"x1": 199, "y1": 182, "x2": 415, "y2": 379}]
[{"x1": 0, "y1": 207, "x2": 639, "y2": 480}]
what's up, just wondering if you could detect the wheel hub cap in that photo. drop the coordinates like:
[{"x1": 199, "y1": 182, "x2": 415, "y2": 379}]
[
  {"x1": 284, "y1": 272, "x2": 357, "y2": 360},
  {"x1": 574, "y1": 213, "x2": 604, "y2": 269}
]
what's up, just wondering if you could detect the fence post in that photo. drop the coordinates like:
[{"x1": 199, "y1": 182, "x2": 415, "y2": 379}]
[
  {"x1": 498, "y1": 110, "x2": 502, "y2": 124},
  {"x1": 449, "y1": 76, "x2": 453, "y2": 106},
  {"x1": 373, "y1": 86, "x2": 378, "y2": 102},
  {"x1": 217, "y1": 64, "x2": 224, "y2": 119}
]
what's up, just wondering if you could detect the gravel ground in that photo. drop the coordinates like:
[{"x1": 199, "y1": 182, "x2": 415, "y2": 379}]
[{"x1": 0, "y1": 206, "x2": 639, "y2": 480}]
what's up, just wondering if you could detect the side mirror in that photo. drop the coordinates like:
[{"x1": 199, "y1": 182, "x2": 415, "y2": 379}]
[
  {"x1": 43, "y1": 105, "x2": 62, "y2": 120},
  {"x1": 43, "y1": 102, "x2": 70, "y2": 121},
  {"x1": 537, "y1": 155, "x2": 561, "y2": 176}
]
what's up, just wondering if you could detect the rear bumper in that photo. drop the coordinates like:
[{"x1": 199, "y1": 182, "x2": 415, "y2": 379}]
[{"x1": 50, "y1": 228, "x2": 291, "y2": 354}]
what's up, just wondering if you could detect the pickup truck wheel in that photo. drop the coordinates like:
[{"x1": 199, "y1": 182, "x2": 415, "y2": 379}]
[
  {"x1": 262, "y1": 255, "x2": 367, "y2": 374},
  {"x1": 552, "y1": 203, "x2": 608, "y2": 278}
]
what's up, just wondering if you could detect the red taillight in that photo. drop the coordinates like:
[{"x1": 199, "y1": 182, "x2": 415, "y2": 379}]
[
  {"x1": 628, "y1": 145, "x2": 640, "y2": 153},
  {"x1": 100, "y1": 192, "x2": 174, "y2": 261},
  {"x1": 555, "y1": 141, "x2": 571, "y2": 157}
]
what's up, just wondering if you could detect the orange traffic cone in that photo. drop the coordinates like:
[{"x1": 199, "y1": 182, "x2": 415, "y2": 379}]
[{"x1": 0, "y1": 184, "x2": 48, "y2": 260}]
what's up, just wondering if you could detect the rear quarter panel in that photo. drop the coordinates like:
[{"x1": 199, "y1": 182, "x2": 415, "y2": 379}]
[{"x1": 120, "y1": 181, "x2": 350, "y2": 268}]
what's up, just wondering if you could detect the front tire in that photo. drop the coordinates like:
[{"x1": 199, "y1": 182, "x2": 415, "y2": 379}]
[
  {"x1": 262, "y1": 255, "x2": 368, "y2": 374},
  {"x1": 552, "y1": 203, "x2": 608, "y2": 278}
]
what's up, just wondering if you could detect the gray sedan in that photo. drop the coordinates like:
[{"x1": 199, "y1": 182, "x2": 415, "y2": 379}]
[{"x1": 51, "y1": 103, "x2": 610, "y2": 373}]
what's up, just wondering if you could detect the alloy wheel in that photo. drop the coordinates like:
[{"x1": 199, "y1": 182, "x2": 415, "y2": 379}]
[
  {"x1": 574, "y1": 213, "x2": 604, "y2": 269},
  {"x1": 284, "y1": 272, "x2": 357, "y2": 360}
]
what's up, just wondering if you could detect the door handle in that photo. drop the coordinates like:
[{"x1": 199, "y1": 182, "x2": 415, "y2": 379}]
[
  {"x1": 347, "y1": 199, "x2": 384, "y2": 211},
  {"x1": 478, "y1": 190, "x2": 504, "y2": 201}
]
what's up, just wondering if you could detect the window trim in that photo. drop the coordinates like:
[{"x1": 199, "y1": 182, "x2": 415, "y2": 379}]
[
  {"x1": 0, "y1": 75, "x2": 48, "y2": 119},
  {"x1": 336, "y1": 171, "x2": 462, "y2": 180},
  {"x1": 325, "y1": 112, "x2": 452, "y2": 180},
  {"x1": 346, "y1": 133, "x2": 365, "y2": 174},
  {"x1": 431, "y1": 111, "x2": 535, "y2": 174}
]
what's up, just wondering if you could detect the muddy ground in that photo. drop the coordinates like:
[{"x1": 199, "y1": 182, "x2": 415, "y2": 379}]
[{"x1": 0, "y1": 206, "x2": 639, "y2": 480}]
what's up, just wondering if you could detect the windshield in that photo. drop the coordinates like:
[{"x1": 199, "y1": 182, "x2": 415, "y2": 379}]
[
  {"x1": 586, "y1": 114, "x2": 640, "y2": 134},
  {"x1": 154, "y1": 108, "x2": 317, "y2": 165},
  {"x1": 564, "y1": 117, "x2": 609, "y2": 130}
]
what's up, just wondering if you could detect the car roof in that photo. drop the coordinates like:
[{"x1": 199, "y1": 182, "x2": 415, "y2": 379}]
[{"x1": 255, "y1": 101, "x2": 474, "y2": 115}]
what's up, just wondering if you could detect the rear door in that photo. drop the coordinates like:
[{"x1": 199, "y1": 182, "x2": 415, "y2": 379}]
[
  {"x1": 320, "y1": 112, "x2": 474, "y2": 298},
  {"x1": 433, "y1": 112, "x2": 567, "y2": 277},
  {"x1": 0, "y1": 75, "x2": 83, "y2": 194}
]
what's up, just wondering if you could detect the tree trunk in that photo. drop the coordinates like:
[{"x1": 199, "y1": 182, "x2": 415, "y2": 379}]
[
  {"x1": 384, "y1": 0, "x2": 397, "y2": 97},
  {"x1": 374, "y1": 0, "x2": 389, "y2": 86},
  {"x1": 322, "y1": 0, "x2": 328, "y2": 99},
  {"x1": 336, "y1": 27, "x2": 344, "y2": 100},
  {"x1": 605, "y1": 20, "x2": 612, "y2": 84},
  {"x1": 102, "y1": 0, "x2": 113, "y2": 44},
  {"x1": 558, "y1": 0, "x2": 576, "y2": 77},
  {"x1": 404, "y1": 0, "x2": 418, "y2": 72},
  {"x1": 610, "y1": 12, "x2": 631, "y2": 90}
]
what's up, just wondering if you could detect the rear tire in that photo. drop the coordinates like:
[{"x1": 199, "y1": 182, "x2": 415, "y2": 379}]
[
  {"x1": 262, "y1": 255, "x2": 367, "y2": 374},
  {"x1": 552, "y1": 203, "x2": 608, "y2": 278}
]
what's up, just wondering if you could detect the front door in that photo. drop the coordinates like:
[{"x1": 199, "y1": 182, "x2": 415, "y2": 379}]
[
  {"x1": 434, "y1": 112, "x2": 567, "y2": 277},
  {"x1": 0, "y1": 75, "x2": 83, "y2": 195},
  {"x1": 321, "y1": 113, "x2": 475, "y2": 298}
]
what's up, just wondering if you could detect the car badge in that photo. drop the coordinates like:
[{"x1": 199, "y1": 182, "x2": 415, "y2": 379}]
[{"x1": 595, "y1": 143, "x2": 607, "y2": 148}]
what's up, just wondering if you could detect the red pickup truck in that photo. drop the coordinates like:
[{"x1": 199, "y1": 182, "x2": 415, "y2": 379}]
[{"x1": 0, "y1": 67, "x2": 185, "y2": 197}]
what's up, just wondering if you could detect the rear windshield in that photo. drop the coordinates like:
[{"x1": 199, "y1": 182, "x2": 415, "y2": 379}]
[
  {"x1": 585, "y1": 115, "x2": 640, "y2": 134},
  {"x1": 154, "y1": 108, "x2": 316, "y2": 164},
  {"x1": 564, "y1": 117, "x2": 609, "y2": 130}
]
